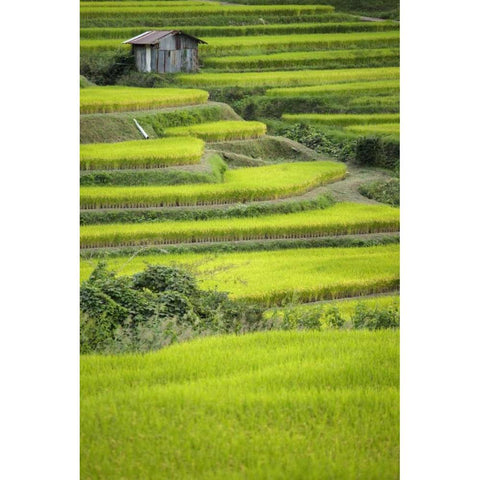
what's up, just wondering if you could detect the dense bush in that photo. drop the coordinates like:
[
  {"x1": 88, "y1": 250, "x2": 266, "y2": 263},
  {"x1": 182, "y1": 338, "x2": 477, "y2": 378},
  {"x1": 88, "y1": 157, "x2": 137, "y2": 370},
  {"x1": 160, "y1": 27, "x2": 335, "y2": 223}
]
[
  {"x1": 80, "y1": 262, "x2": 264, "y2": 353},
  {"x1": 359, "y1": 178, "x2": 400, "y2": 206},
  {"x1": 80, "y1": 51, "x2": 134, "y2": 85},
  {"x1": 356, "y1": 135, "x2": 399, "y2": 169}
]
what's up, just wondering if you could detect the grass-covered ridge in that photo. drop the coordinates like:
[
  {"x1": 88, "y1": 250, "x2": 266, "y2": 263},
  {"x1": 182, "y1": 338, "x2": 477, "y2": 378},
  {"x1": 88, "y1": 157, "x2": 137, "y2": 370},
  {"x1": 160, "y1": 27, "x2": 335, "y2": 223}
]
[
  {"x1": 80, "y1": 86, "x2": 209, "y2": 113},
  {"x1": 81, "y1": 330, "x2": 399, "y2": 480},
  {"x1": 80, "y1": 243, "x2": 400, "y2": 304},
  {"x1": 80, "y1": 160, "x2": 347, "y2": 209},
  {"x1": 80, "y1": 202, "x2": 400, "y2": 248},
  {"x1": 80, "y1": 136, "x2": 204, "y2": 170}
]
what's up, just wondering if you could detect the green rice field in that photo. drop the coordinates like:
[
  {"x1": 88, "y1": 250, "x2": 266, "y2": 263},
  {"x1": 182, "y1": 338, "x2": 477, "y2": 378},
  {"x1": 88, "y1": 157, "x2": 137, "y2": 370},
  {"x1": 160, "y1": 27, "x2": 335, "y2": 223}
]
[
  {"x1": 282, "y1": 113, "x2": 400, "y2": 126},
  {"x1": 266, "y1": 79, "x2": 400, "y2": 97},
  {"x1": 203, "y1": 48, "x2": 399, "y2": 71},
  {"x1": 80, "y1": 202, "x2": 400, "y2": 248},
  {"x1": 345, "y1": 123, "x2": 400, "y2": 136},
  {"x1": 176, "y1": 66, "x2": 400, "y2": 88},
  {"x1": 80, "y1": 160, "x2": 347, "y2": 209},
  {"x1": 80, "y1": 86, "x2": 209, "y2": 113},
  {"x1": 80, "y1": 136, "x2": 204, "y2": 170},
  {"x1": 164, "y1": 120, "x2": 267, "y2": 141},
  {"x1": 80, "y1": 244, "x2": 400, "y2": 304},
  {"x1": 81, "y1": 330, "x2": 399, "y2": 479}
]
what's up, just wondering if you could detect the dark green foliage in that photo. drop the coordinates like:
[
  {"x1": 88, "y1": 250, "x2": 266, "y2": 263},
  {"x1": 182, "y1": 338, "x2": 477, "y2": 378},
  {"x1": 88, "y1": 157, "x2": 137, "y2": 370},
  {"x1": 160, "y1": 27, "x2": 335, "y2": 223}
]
[
  {"x1": 80, "y1": 51, "x2": 134, "y2": 86},
  {"x1": 352, "y1": 303, "x2": 400, "y2": 330},
  {"x1": 80, "y1": 262, "x2": 264, "y2": 353},
  {"x1": 275, "y1": 122, "x2": 357, "y2": 161},
  {"x1": 115, "y1": 71, "x2": 175, "y2": 88},
  {"x1": 359, "y1": 178, "x2": 400, "y2": 206},
  {"x1": 80, "y1": 234, "x2": 400, "y2": 259},
  {"x1": 356, "y1": 136, "x2": 399, "y2": 169},
  {"x1": 356, "y1": 136, "x2": 385, "y2": 166},
  {"x1": 80, "y1": 194, "x2": 334, "y2": 225}
]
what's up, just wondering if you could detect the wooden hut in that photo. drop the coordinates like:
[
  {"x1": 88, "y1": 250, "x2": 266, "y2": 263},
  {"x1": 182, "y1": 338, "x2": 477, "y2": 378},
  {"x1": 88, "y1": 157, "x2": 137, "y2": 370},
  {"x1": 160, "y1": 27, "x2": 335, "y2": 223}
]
[{"x1": 123, "y1": 30, "x2": 207, "y2": 74}]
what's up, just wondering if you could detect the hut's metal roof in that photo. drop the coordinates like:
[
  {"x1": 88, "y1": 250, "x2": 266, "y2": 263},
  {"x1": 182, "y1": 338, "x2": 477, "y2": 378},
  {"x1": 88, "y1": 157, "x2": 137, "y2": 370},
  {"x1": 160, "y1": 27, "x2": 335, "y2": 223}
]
[{"x1": 123, "y1": 30, "x2": 207, "y2": 45}]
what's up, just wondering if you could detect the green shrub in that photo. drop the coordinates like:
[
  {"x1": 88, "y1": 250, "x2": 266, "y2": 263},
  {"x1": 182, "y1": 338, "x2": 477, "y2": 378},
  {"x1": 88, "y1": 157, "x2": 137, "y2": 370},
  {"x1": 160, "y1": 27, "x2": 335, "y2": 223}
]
[
  {"x1": 355, "y1": 136, "x2": 399, "y2": 169},
  {"x1": 80, "y1": 51, "x2": 134, "y2": 86},
  {"x1": 359, "y1": 179, "x2": 400, "y2": 206},
  {"x1": 80, "y1": 262, "x2": 264, "y2": 353}
]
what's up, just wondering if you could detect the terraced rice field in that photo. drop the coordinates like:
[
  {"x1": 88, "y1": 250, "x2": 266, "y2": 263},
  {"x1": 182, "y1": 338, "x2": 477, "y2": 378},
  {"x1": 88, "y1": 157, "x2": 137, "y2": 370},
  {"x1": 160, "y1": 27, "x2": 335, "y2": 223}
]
[
  {"x1": 80, "y1": 21, "x2": 399, "y2": 39},
  {"x1": 176, "y1": 66, "x2": 400, "y2": 88},
  {"x1": 164, "y1": 120, "x2": 267, "y2": 141},
  {"x1": 203, "y1": 48, "x2": 399, "y2": 71},
  {"x1": 80, "y1": 202, "x2": 399, "y2": 248},
  {"x1": 80, "y1": 160, "x2": 347, "y2": 209},
  {"x1": 282, "y1": 113, "x2": 400, "y2": 126},
  {"x1": 81, "y1": 330, "x2": 399, "y2": 480},
  {"x1": 80, "y1": 86, "x2": 209, "y2": 113},
  {"x1": 80, "y1": 243, "x2": 399, "y2": 304},
  {"x1": 345, "y1": 123, "x2": 400, "y2": 137},
  {"x1": 80, "y1": 136, "x2": 204, "y2": 170}
]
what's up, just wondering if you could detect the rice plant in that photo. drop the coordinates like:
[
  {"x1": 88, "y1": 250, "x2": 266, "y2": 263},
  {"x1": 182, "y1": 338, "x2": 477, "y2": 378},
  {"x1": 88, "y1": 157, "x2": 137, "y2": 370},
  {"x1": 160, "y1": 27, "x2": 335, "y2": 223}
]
[
  {"x1": 164, "y1": 121, "x2": 267, "y2": 141},
  {"x1": 176, "y1": 66, "x2": 399, "y2": 88},
  {"x1": 80, "y1": 160, "x2": 347, "y2": 209},
  {"x1": 266, "y1": 79, "x2": 400, "y2": 97},
  {"x1": 80, "y1": 244, "x2": 400, "y2": 304},
  {"x1": 201, "y1": 31, "x2": 399, "y2": 57},
  {"x1": 281, "y1": 113, "x2": 400, "y2": 126},
  {"x1": 80, "y1": 21, "x2": 400, "y2": 40},
  {"x1": 80, "y1": 137, "x2": 204, "y2": 170},
  {"x1": 203, "y1": 48, "x2": 399, "y2": 72},
  {"x1": 80, "y1": 202, "x2": 400, "y2": 248},
  {"x1": 81, "y1": 330, "x2": 399, "y2": 479},
  {"x1": 80, "y1": 86, "x2": 209, "y2": 113},
  {"x1": 345, "y1": 123, "x2": 400, "y2": 137}
]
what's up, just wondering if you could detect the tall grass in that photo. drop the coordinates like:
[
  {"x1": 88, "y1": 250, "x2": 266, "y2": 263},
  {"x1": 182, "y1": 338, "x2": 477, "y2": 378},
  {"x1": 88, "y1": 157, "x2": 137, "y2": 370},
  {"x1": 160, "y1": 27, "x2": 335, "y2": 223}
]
[
  {"x1": 80, "y1": 202, "x2": 399, "y2": 248},
  {"x1": 80, "y1": 244, "x2": 400, "y2": 303},
  {"x1": 176, "y1": 66, "x2": 400, "y2": 88},
  {"x1": 164, "y1": 121, "x2": 267, "y2": 141},
  {"x1": 282, "y1": 113, "x2": 400, "y2": 126},
  {"x1": 80, "y1": 160, "x2": 347, "y2": 209},
  {"x1": 81, "y1": 330, "x2": 399, "y2": 479},
  {"x1": 80, "y1": 21, "x2": 400, "y2": 39},
  {"x1": 203, "y1": 48, "x2": 399, "y2": 71},
  {"x1": 80, "y1": 137, "x2": 204, "y2": 170},
  {"x1": 80, "y1": 86, "x2": 208, "y2": 113},
  {"x1": 201, "y1": 31, "x2": 399, "y2": 57}
]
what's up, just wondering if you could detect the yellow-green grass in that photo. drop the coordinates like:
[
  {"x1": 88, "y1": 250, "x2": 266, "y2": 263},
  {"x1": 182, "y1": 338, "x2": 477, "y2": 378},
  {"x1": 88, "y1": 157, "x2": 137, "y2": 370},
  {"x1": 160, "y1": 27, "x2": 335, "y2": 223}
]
[
  {"x1": 266, "y1": 293, "x2": 400, "y2": 322},
  {"x1": 203, "y1": 48, "x2": 399, "y2": 71},
  {"x1": 80, "y1": 21, "x2": 400, "y2": 40},
  {"x1": 164, "y1": 120, "x2": 266, "y2": 142},
  {"x1": 345, "y1": 123, "x2": 400, "y2": 137},
  {"x1": 80, "y1": 160, "x2": 347, "y2": 209},
  {"x1": 201, "y1": 31, "x2": 399, "y2": 57},
  {"x1": 81, "y1": 330, "x2": 399, "y2": 480},
  {"x1": 80, "y1": 202, "x2": 399, "y2": 248},
  {"x1": 80, "y1": 137, "x2": 204, "y2": 170},
  {"x1": 266, "y1": 79, "x2": 399, "y2": 97},
  {"x1": 80, "y1": 244, "x2": 400, "y2": 304},
  {"x1": 176, "y1": 66, "x2": 399, "y2": 88},
  {"x1": 80, "y1": 86, "x2": 208, "y2": 114},
  {"x1": 282, "y1": 113, "x2": 400, "y2": 126}
]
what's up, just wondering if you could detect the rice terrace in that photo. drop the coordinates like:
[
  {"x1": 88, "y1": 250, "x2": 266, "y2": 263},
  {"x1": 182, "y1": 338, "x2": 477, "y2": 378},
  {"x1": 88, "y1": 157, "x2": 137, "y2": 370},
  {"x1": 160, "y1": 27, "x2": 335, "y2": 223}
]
[{"x1": 79, "y1": 0, "x2": 400, "y2": 478}]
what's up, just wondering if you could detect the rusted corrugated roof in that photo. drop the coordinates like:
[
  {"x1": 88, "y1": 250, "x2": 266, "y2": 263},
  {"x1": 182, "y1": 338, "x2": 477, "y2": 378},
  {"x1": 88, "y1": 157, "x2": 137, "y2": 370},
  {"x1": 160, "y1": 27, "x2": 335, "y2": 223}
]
[{"x1": 123, "y1": 30, "x2": 207, "y2": 45}]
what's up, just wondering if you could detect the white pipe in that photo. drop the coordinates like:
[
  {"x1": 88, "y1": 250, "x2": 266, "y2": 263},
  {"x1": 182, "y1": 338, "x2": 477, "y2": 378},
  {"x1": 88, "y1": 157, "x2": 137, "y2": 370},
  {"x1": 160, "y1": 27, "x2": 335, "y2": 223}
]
[{"x1": 133, "y1": 119, "x2": 149, "y2": 139}]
